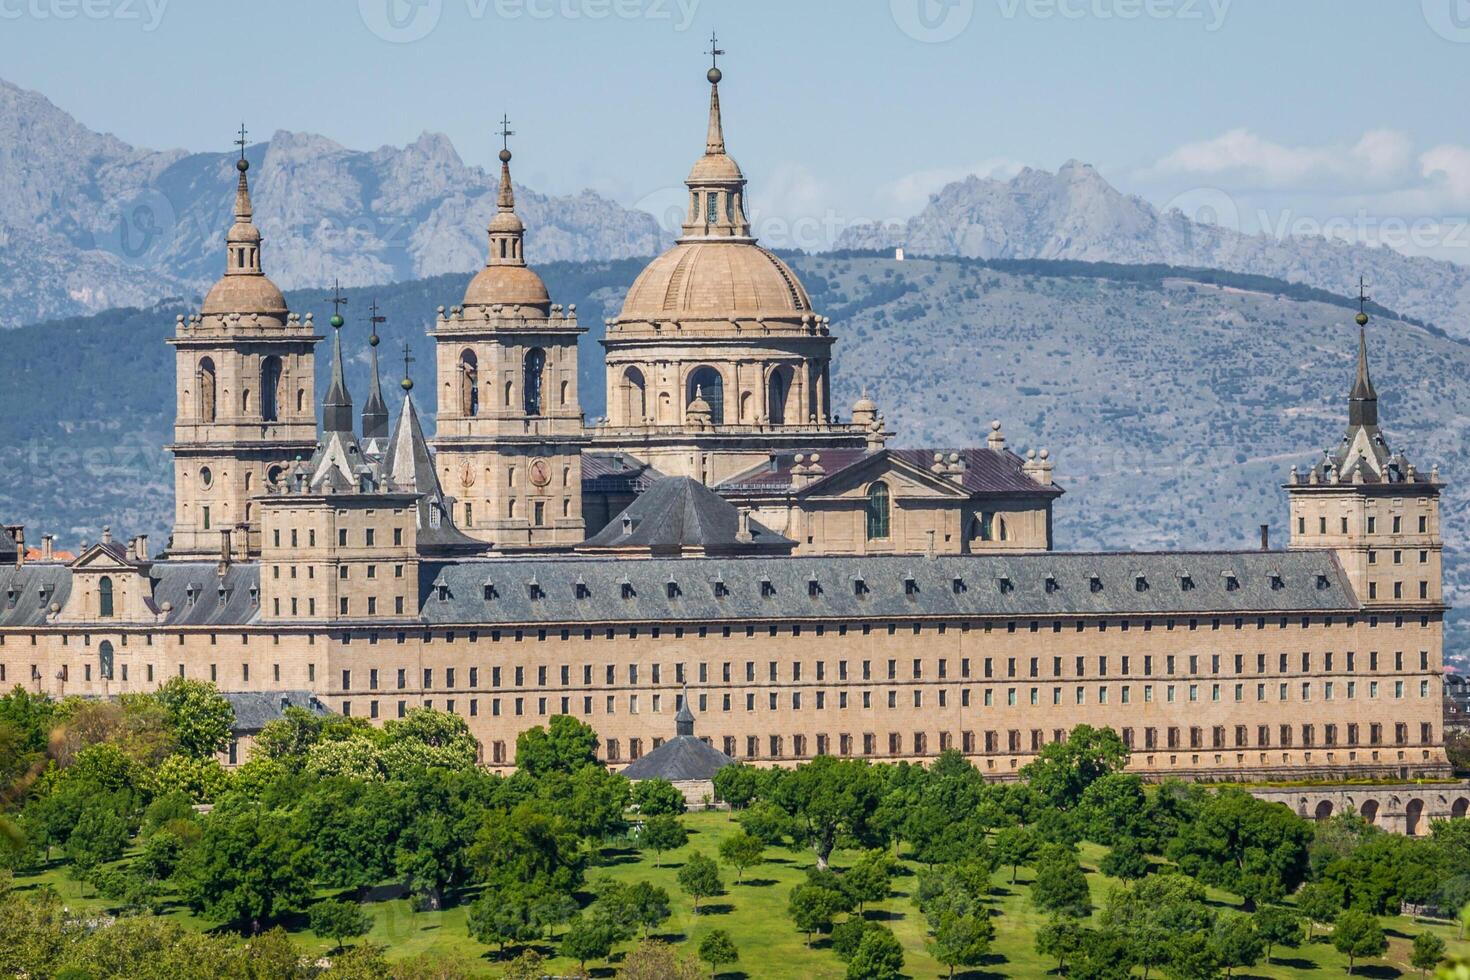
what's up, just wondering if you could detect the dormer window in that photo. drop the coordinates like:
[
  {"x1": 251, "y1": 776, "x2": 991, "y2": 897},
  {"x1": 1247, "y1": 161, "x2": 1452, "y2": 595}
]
[
  {"x1": 185, "y1": 583, "x2": 198, "y2": 607},
  {"x1": 1223, "y1": 572, "x2": 1239, "y2": 592},
  {"x1": 903, "y1": 574, "x2": 919, "y2": 597},
  {"x1": 248, "y1": 585, "x2": 259, "y2": 606},
  {"x1": 1179, "y1": 575, "x2": 1195, "y2": 591},
  {"x1": 712, "y1": 577, "x2": 729, "y2": 598},
  {"x1": 997, "y1": 575, "x2": 1013, "y2": 595},
  {"x1": 807, "y1": 578, "x2": 822, "y2": 597},
  {"x1": 482, "y1": 582, "x2": 496, "y2": 601},
  {"x1": 1316, "y1": 574, "x2": 1331, "y2": 590},
  {"x1": 1269, "y1": 573, "x2": 1285, "y2": 591},
  {"x1": 1089, "y1": 575, "x2": 1103, "y2": 593},
  {"x1": 852, "y1": 577, "x2": 868, "y2": 597},
  {"x1": 217, "y1": 586, "x2": 229, "y2": 607},
  {"x1": 575, "y1": 579, "x2": 591, "y2": 600},
  {"x1": 437, "y1": 584, "x2": 450, "y2": 601},
  {"x1": 5, "y1": 587, "x2": 17, "y2": 607},
  {"x1": 620, "y1": 578, "x2": 636, "y2": 600},
  {"x1": 952, "y1": 577, "x2": 966, "y2": 595},
  {"x1": 1134, "y1": 575, "x2": 1148, "y2": 593},
  {"x1": 1045, "y1": 576, "x2": 1059, "y2": 594},
  {"x1": 760, "y1": 578, "x2": 775, "y2": 598},
  {"x1": 666, "y1": 579, "x2": 680, "y2": 600},
  {"x1": 526, "y1": 577, "x2": 543, "y2": 601}
]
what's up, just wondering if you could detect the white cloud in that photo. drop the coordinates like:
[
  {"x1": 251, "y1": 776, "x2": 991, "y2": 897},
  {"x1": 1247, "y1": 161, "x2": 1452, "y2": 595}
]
[
  {"x1": 1151, "y1": 128, "x2": 1412, "y2": 188},
  {"x1": 1421, "y1": 144, "x2": 1470, "y2": 207},
  {"x1": 878, "y1": 158, "x2": 1027, "y2": 216}
]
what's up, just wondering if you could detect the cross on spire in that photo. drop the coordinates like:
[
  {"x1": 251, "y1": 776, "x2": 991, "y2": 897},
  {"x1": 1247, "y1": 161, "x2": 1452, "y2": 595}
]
[
  {"x1": 1357, "y1": 276, "x2": 1370, "y2": 316},
  {"x1": 401, "y1": 340, "x2": 416, "y2": 391},
  {"x1": 707, "y1": 30, "x2": 723, "y2": 69},
  {"x1": 498, "y1": 114, "x2": 514, "y2": 154},
  {"x1": 328, "y1": 279, "x2": 349, "y2": 319},
  {"x1": 235, "y1": 123, "x2": 249, "y2": 161},
  {"x1": 367, "y1": 298, "x2": 386, "y2": 331}
]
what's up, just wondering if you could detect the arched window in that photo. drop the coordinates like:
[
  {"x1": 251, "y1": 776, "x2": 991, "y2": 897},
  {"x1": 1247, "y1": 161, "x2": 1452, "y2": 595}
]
[
  {"x1": 767, "y1": 365, "x2": 792, "y2": 425},
  {"x1": 459, "y1": 350, "x2": 478, "y2": 416},
  {"x1": 98, "y1": 640, "x2": 114, "y2": 680},
  {"x1": 296, "y1": 389, "x2": 305, "y2": 412},
  {"x1": 260, "y1": 355, "x2": 283, "y2": 421},
  {"x1": 198, "y1": 357, "x2": 217, "y2": 422},
  {"x1": 98, "y1": 576, "x2": 114, "y2": 618},
  {"x1": 523, "y1": 347, "x2": 546, "y2": 416},
  {"x1": 623, "y1": 367, "x2": 647, "y2": 422},
  {"x1": 687, "y1": 366, "x2": 724, "y2": 425},
  {"x1": 866, "y1": 482, "x2": 890, "y2": 540},
  {"x1": 972, "y1": 512, "x2": 995, "y2": 542}
]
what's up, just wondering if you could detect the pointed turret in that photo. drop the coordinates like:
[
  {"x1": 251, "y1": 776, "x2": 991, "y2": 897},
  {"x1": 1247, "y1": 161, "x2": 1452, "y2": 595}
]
[
  {"x1": 705, "y1": 64, "x2": 726, "y2": 155},
  {"x1": 461, "y1": 116, "x2": 550, "y2": 312},
  {"x1": 322, "y1": 306, "x2": 354, "y2": 435},
  {"x1": 675, "y1": 697, "x2": 696, "y2": 737},
  {"x1": 201, "y1": 134, "x2": 287, "y2": 316},
  {"x1": 1348, "y1": 318, "x2": 1378, "y2": 427},
  {"x1": 681, "y1": 37, "x2": 750, "y2": 240},
  {"x1": 361, "y1": 302, "x2": 389, "y2": 444}
]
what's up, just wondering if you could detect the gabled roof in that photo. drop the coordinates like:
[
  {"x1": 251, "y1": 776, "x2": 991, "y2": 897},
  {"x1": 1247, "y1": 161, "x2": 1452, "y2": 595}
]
[
  {"x1": 70, "y1": 540, "x2": 146, "y2": 571},
  {"x1": 223, "y1": 690, "x2": 329, "y2": 734},
  {"x1": 621, "y1": 734, "x2": 736, "y2": 782},
  {"x1": 381, "y1": 393, "x2": 483, "y2": 555},
  {"x1": 581, "y1": 477, "x2": 794, "y2": 555},
  {"x1": 581, "y1": 452, "x2": 664, "y2": 495},
  {"x1": 718, "y1": 448, "x2": 1061, "y2": 499}
]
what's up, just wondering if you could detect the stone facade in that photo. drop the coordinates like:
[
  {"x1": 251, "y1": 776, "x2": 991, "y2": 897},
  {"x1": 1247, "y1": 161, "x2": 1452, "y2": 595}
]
[{"x1": 0, "y1": 58, "x2": 1456, "y2": 798}]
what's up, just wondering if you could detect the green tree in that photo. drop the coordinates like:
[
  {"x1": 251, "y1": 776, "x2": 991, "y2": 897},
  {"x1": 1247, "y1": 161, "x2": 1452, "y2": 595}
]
[
  {"x1": 515, "y1": 715, "x2": 600, "y2": 776},
  {"x1": 1297, "y1": 880, "x2": 1344, "y2": 938},
  {"x1": 152, "y1": 754, "x2": 228, "y2": 803},
  {"x1": 698, "y1": 929, "x2": 739, "y2": 978},
  {"x1": 380, "y1": 708, "x2": 478, "y2": 776},
  {"x1": 468, "y1": 800, "x2": 585, "y2": 895},
  {"x1": 788, "y1": 883, "x2": 844, "y2": 945},
  {"x1": 559, "y1": 914, "x2": 614, "y2": 971},
  {"x1": 1078, "y1": 772, "x2": 1151, "y2": 846},
  {"x1": 846, "y1": 924, "x2": 904, "y2": 980},
  {"x1": 1254, "y1": 905, "x2": 1302, "y2": 963},
  {"x1": 640, "y1": 814, "x2": 688, "y2": 868},
  {"x1": 1461, "y1": 899, "x2": 1470, "y2": 941},
  {"x1": 776, "y1": 756, "x2": 886, "y2": 869},
  {"x1": 619, "y1": 939, "x2": 703, "y2": 980},
  {"x1": 1167, "y1": 788, "x2": 1312, "y2": 908},
  {"x1": 1332, "y1": 909, "x2": 1388, "y2": 975},
  {"x1": 712, "y1": 764, "x2": 759, "y2": 809},
  {"x1": 677, "y1": 851, "x2": 724, "y2": 912},
  {"x1": 307, "y1": 898, "x2": 373, "y2": 953},
  {"x1": 632, "y1": 778, "x2": 686, "y2": 816},
  {"x1": 154, "y1": 677, "x2": 234, "y2": 759},
  {"x1": 64, "y1": 798, "x2": 129, "y2": 873},
  {"x1": 304, "y1": 738, "x2": 384, "y2": 782},
  {"x1": 1035, "y1": 915, "x2": 1087, "y2": 972},
  {"x1": 735, "y1": 800, "x2": 792, "y2": 847},
  {"x1": 993, "y1": 825, "x2": 1040, "y2": 883},
  {"x1": 929, "y1": 910, "x2": 995, "y2": 979},
  {"x1": 1020, "y1": 724, "x2": 1130, "y2": 809},
  {"x1": 1413, "y1": 932, "x2": 1448, "y2": 977},
  {"x1": 842, "y1": 848, "x2": 896, "y2": 911},
  {"x1": 1210, "y1": 912, "x2": 1262, "y2": 979},
  {"x1": 832, "y1": 918, "x2": 875, "y2": 961},
  {"x1": 1100, "y1": 837, "x2": 1150, "y2": 881},
  {"x1": 1031, "y1": 847, "x2": 1092, "y2": 918},
  {"x1": 175, "y1": 802, "x2": 314, "y2": 933},
  {"x1": 627, "y1": 880, "x2": 672, "y2": 937},
  {"x1": 718, "y1": 830, "x2": 764, "y2": 883},
  {"x1": 467, "y1": 881, "x2": 544, "y2": 959}
]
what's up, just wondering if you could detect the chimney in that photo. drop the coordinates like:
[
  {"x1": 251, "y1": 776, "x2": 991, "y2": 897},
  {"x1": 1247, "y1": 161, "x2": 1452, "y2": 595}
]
[
  {"x1": 234, "y1": 523, "x2": 249, "y2": 561},
  {"x1": 8, "y1": 526, "x2": 23, "y2": 568},
  {"x1": 1259, "y1": 524, "x2": 1270, "y2": 551},
  {"x1": 219, "y1": 528, "x2": 232, "y2": 575},
  {"x1": 41, "y1": 534, "x2": 54, "y2": 562},
  {"x1": 736, "y1": 508, "x2": 754, "y2": 544},
  {"x1": 135, "y1": 534, "x2": 149, "y2": 562},
  {"x1": 926, "y1": 529, "x2": 937, "y2": 560},
  {"x1": 102, "y1": 525, "x2": 112, "y2": 545}
]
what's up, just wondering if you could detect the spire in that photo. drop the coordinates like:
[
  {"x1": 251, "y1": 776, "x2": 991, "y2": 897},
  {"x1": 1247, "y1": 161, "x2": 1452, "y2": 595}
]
[
  {"x1": 1349, "y1": 279, "x2": 1378, "y2": 427},
  {"x1": 225, "y1": 123, "x2": 264, "y2": 277},
  {"x1": 705, "y1": 31, "x2": 726, "y2": 154},
  {"x1": 485, "y1": 114, "x2": 526, "y2": 268},
  {"x1": 322, "y1": 281, "x2": 354, "y2": 435},
  {"x1": 675, "y1": 690, "x2": 695, "y2": 737},
  {"x1": 361, "y1": 299, "x2": 389, "y2": 442}
]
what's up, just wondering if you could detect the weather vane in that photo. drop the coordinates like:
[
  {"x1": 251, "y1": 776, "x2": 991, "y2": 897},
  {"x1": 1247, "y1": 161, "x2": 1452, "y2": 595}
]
[
  {"x1": 367, "y1": 298, "x2": 386, "y2": 329},
  {"x1": 498, "y1": 114, "x2": 514, "y2": 154},
  {"x1": 401, "y1": 340, "x2": 416, "y2": 391},
  {"x1": 1357, "y1": 276, "x2": 1370, "y2": 315},
  {"x1": 707, "y1": 30, "x2": 723, "y2": 70},
  {"x1": 234, "y1": 122, "x2": 248, "y2": 161},
  {"x1": 328, "y1": 278, "x2": 349, "y2": 327}
]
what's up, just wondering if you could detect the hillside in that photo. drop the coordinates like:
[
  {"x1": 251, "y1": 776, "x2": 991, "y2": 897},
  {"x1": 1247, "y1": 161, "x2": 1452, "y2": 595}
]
[
  {"x1": 0, "y1": 255, "x2": 1463, "y2": 654},
  {"x1": 836, "y1": 160, "x2": 1470, "y2": 340},
  {"x1": 0, "y1": 78, "x2": 665, "y2": 329}
]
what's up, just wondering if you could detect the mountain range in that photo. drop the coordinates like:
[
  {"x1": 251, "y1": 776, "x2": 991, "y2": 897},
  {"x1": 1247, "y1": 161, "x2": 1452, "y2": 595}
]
[
  {"x1": 836, "y1": 161, "x2": 1470, "y2": 339},
  {"x1": 0, "y1": 78, "x2": 667, "y2": 330}
]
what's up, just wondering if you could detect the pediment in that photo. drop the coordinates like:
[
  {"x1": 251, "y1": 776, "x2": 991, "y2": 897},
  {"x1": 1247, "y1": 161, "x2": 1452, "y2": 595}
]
[
  {"x1": 798, "y1": 452, "x2": 968, "y2": 500},
  {"x1": 69, "y1": 545, "x2": 140, "y2": 572}
]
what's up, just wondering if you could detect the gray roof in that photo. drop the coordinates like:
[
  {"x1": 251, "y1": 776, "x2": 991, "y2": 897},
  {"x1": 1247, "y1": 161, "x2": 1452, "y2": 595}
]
[
  {"x1": 719, "y1": 447, "x2": 1061, "y2": 498},
  {"x1": 0, "y1": 563, "x2": 73, "y2": 627},
  {"x1": 149, "y1": 563, "x2": 263, "y2": 626},
  {"x1": 223, "y1": 689, "x2": 329, "y2": 733},
  {"x1": 622, "y1": 735, "x2": 735, "y2": 782},
  {"x1": 582, "y1": 477, "x2": 794, "y2": 554},
  {"x1": 582, "y1": 452, "x2": 664, "y2": 495},
  {"x1": 422, "y1": 550, "x2": 1357, "y2": 626},
  {"x1": 0, "y1": 526, "x2": 18, "y2": 563}
]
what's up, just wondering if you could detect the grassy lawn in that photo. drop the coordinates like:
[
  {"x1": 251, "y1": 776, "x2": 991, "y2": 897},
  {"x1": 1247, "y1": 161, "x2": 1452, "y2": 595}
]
[{"x1": 12, "y1": 811, "x2": 1470, "y2": 978}]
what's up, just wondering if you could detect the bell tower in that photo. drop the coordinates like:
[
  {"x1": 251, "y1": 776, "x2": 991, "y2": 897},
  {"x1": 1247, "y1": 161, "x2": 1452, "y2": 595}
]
[
  {"x1": 1286, "y1": 294, "x2": 1443, "y2": 611},
  {"x1": 167, "y1": 129, "x2": 319, "y2": 558},
  {"x1": 429, "y1": 120, "x2": 587, "y2": 550}
]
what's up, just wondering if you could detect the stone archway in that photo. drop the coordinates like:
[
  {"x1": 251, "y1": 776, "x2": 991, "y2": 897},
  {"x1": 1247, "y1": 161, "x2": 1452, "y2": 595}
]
[
  {"x1": 1314, "y1": 800, "x2": 1334, "y2": 821},
  {"x1": 1360, "y1": 799, "x2": 1380, "y2": 825},
  {"x1": 1405, "y1": 798, "x2": 1425, "y2": 836},
  {"x1": 1452, "y1": 797, "x2": 1468, "y2": 820}
]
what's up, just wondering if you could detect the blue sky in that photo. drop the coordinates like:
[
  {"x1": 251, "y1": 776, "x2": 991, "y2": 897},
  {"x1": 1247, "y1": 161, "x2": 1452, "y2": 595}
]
[{"x1": 4, "y1": 0, "x2": 1469, "y2": 257}]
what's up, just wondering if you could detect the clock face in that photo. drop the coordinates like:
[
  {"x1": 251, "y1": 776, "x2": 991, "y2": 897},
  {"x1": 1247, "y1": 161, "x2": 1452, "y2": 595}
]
[
  {"x1": 529, "y1": 458, "x2": 552, "y2": 488},
  {"x1": 459, "y1": 463, "x2": 475, "y2": 488}
]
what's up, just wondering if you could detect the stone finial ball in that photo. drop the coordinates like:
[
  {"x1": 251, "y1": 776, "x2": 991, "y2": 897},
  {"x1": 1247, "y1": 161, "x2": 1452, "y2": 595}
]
[
  {"x1": 708, "y1": 66, "x2": 722, "y2": 84},
  {"x1": 499, "y1": 148, "x2": 512, "y2": 163},
  {"x1": 401, "y1": 377, "x2": 414, "y2": 392},
  {"x1": 236, "y1": 157, "x2": 249, "y2": 172},
  {"x1": 1355, "y1": 312, "x2": 1369, "y2": 326},
  {"x1": 330, "y1": 314, "x2": 344, "y2": 329},
  {"x1": 369, "y1": 333, "x2": 380, "y2": 347}
]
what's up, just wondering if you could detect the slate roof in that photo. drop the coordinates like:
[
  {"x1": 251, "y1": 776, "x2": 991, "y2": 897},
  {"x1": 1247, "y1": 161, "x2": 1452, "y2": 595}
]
[
  {"x1": 0, "y1": 526, "x2": 18, "y2": 563},
  {"x1": 581, "y1": 477, "x2": 795, "y2": 554},
  {"x1": 717, "y1": 447, "x2": 1060, "y2": 497},
  {"x1": 223, "y1": 690, "x2": 329, "y2": 734},
  {"x1": 581, "y1": 452, "x2": 664, "y2": 495},
  {"x1": 0, "y1": 563, "x2": 73, "y2": 627},
  {"x1": 421, "y1": 550, "x2": 1357, "y2": 626},
  {"x1": 149, "y1": 563, "x2": 263, "y2": 626},
  {"x1": 621, "y1": 734, "x2": 736, "y2": 782}
]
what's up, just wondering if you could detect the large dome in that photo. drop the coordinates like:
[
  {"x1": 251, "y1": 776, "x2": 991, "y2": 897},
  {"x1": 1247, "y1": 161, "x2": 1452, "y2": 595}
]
[
  {"x1": 618, "y1": 241, "x2": 811, "y2": 322},
  {"x1": 201, "y1": 273, "x2": 288, "y2": 316},
  {"x1": 462, "y1": 264, "x2": 550, "y2": 310}
]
